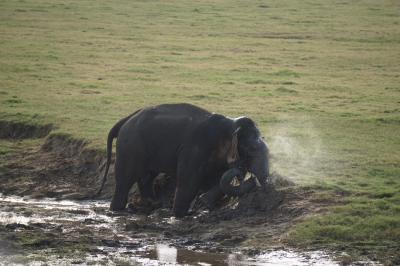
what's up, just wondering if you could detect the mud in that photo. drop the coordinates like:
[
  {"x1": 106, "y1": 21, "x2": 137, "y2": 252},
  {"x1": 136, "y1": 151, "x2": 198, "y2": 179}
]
[
  {"x1": 0, "y1": 133, "x2": 109, "y2": 199},
  {"x1": 0, "y1": 194, "x2": 345, "y2": 265},
  {"x1": 0, "y1": 122, "x2": 366, "y2": 265}
]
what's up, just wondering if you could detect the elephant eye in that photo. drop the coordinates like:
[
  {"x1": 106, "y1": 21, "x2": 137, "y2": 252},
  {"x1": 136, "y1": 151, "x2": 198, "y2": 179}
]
[{"x1": 248, "y1": 142, "x2": 259, "y2": 152}]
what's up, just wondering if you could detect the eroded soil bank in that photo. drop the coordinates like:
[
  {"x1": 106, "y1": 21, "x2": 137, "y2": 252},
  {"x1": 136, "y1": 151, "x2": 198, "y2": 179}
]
[{"x1": 0, "y1": 122, "x2": 377, "y2": 265}]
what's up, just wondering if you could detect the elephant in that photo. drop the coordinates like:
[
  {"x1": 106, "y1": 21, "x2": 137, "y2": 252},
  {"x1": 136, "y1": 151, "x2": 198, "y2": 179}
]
[{"x1": 96, "y1": 103, "x2": 269, "y2": 217}]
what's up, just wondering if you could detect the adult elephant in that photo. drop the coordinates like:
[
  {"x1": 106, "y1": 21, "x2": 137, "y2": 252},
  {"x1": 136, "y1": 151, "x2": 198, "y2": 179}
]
[{"x1": 96, "y1": 103, "x2": 269, "y2": 217}]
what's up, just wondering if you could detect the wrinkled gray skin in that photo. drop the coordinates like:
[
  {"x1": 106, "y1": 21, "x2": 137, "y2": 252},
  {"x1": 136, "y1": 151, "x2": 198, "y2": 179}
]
[{"x1": 96, "y1": 103, "x2": 269, "y2": 217}]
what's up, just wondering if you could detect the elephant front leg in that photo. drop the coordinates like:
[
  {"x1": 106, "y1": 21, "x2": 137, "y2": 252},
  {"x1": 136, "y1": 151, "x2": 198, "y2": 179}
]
[
  {"x1": 173, "y1": 175, "x2": 201, "y2": 217},
  {"x1": 134, "y1": 173, "x2": 162, "y2": 212},
  {"x1": 173, "y1": 188, "x2": 197, "y2": 218},
  {"x1": 138, "y1": 172, "x2": 158, "y2": 200}
]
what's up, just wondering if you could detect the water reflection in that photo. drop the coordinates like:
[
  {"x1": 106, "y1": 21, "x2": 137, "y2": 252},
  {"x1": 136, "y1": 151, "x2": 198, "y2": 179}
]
[
  {"x1": 152, "y1": 244, "x2": 340, "y2": 266},
  {"x1": 156, "y1": 244, "x2": 178, "y2": 263},
  {"x1": 151, "y1": 244, "x2": 226, "y2": 265}
]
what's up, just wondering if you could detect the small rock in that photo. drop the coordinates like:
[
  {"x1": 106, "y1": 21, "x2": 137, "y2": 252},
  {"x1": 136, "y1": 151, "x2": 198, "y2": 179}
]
[
  {"x1": 71, "y1": 260, "x2": 84, "y2": 264},
  {"x1": 101, "y1": 239, "x2": 120, "y2": 247},
  {"x1": 5, "y1": 223, "x2": 33, "y2": 230},
  {"x1": 84, "y1": 218, "x2": 102, "y2": 224},
  {"x1": 125, "y1": 221, "x2": 140, "y2": 231},
  {"x1": 163, "y1": 231, "x2": 173, "y2": 237}
]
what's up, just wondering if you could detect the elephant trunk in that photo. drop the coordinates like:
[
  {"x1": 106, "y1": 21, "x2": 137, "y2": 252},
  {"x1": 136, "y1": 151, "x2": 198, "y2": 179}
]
[
  {"x1": 246, "y1": 139, "x2": 270, "y2": 191},
  {"x1": 219, "y1": 168, "x2": 256, "y2": 197}
]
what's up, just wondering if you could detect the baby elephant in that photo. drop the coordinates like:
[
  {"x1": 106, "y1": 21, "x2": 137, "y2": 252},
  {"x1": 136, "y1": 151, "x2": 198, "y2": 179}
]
[{"x1": 96, "y1": 103, "x2": 269, "y2": 217}]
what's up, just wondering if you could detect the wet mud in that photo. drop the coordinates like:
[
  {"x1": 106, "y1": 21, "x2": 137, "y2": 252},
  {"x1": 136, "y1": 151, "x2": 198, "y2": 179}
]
[
  {"x1": 0, "y1": 125, "x2": 365, "y2": 265},
  {"x1": 0, "y1": 194, "x2": 342, "y2": 265}
]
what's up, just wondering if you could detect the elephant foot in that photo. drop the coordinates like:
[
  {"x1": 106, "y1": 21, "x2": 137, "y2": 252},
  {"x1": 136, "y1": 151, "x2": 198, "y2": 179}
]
[
  {"x1": 173, "y1": 208, "x2": 186, "y2": 218},
  {"x1": 110, "y1": 193, "x2": 128, "y2": 211},
  {"x1": 110, "y1": 202, "x2": 126, "y2": 211}
]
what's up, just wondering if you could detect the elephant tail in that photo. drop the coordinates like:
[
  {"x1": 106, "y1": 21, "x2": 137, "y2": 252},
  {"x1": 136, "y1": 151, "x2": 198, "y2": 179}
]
[{"x1": 93, "y1": 110, "x2": 141, "y2": 197}]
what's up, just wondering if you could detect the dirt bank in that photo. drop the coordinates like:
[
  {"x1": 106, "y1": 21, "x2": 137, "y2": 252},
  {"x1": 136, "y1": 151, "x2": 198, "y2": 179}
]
[
  {"x1": 1, "y1": 131, "x2": 110, "y2": 199},
  {"x1": 0, "y1": 120, "x2": 53, "y2": 139}
]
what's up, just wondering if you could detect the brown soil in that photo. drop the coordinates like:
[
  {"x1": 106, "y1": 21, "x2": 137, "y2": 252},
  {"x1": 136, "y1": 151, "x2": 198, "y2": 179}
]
[
  {"x1": 1, "y1": 133, "x2": 108, "y2": 199},
  {"x1": 0, "y1": 121, "x2": 336, "y2": 255},
  {"x1": 0, "y1": 120, "x2": 53, "y2": 139}
]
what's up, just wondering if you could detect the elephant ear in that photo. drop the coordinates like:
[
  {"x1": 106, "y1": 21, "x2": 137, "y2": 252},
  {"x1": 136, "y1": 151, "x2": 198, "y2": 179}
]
[
  {"x1": 226, "y1": 127, "x2": 240, "y2": 164},
  {"x1": 188, "y1": 114, "x2": 238, "y2": 165}
]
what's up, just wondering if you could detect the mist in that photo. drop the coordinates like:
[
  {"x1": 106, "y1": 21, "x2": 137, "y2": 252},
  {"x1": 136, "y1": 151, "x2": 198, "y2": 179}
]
[{"x1": 267, "y1": 117, "x2": 324, "y2": 181}]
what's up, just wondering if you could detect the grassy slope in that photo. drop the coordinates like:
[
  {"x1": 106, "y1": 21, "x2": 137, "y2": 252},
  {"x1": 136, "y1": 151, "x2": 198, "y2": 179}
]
[{"x1": 0, "y1": 0, "x2": 399, "y2": 263}]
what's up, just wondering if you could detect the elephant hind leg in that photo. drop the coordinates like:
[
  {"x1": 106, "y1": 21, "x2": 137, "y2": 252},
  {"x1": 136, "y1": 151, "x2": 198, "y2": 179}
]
[
  {"x1": 110, "y1": 158, "x2": 137, "y2": 211},
  {"x1": 138, "y1": 172, "x2": 158, "y2": 200},
  {"x1": 135, "y1": 172, "x2": 162, "y2": 211}
]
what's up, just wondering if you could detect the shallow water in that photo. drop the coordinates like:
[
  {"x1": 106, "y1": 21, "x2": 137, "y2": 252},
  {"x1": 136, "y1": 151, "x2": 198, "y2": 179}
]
[{"x1": 0, "y1": 194, "x2": 349, "y2": 265}]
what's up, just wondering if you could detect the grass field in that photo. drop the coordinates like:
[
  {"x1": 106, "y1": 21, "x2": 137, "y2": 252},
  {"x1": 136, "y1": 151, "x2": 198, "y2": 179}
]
[{"x1": 1, "y1": 0, "x2": 399, "y2": 263}]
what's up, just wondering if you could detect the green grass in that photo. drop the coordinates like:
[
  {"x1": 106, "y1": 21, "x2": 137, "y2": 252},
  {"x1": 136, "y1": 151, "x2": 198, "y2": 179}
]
[{"x1": 1, "y1": 0, "x2": 399, "y2": 263}]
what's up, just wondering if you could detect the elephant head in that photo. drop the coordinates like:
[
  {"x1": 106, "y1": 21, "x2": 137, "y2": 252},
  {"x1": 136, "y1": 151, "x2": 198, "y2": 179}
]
[{"x1": 219, "y1": 116, "x2": 270, "y2": 196}]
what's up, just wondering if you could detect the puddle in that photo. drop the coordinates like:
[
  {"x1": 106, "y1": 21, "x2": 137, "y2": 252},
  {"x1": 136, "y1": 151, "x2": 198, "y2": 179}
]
[
  {"x1": 0, "y1": 194, "x2": 353, "y2": 265},
  {"x1": 143, "y1": 245, "x2": 339, "y2": 265}
]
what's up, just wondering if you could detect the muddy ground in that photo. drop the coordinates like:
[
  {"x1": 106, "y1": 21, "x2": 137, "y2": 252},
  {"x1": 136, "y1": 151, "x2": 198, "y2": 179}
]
[{"x1": 0, "y1": 122, "x2": 355, "y2": 265}]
